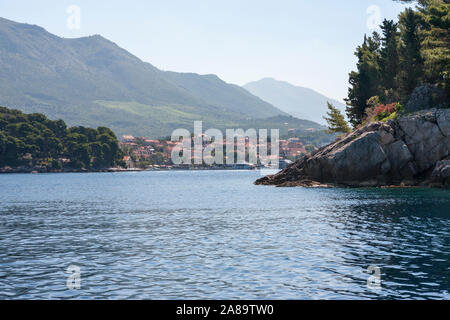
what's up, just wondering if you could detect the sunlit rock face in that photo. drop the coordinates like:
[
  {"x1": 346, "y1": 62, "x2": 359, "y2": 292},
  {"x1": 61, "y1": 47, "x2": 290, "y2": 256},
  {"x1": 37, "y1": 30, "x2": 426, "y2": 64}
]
[{"x1": 256, "y1": 109, "x2": 450, "y2": 188}]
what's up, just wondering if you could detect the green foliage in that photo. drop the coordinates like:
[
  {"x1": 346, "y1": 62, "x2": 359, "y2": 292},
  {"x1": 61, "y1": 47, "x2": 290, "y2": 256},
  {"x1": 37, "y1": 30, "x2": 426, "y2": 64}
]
[
  {"x1": 323, "y1": 102, "x2": 351, "y2": 134},
  {"x1": 51, "y1": 159, "x2": 63, "y2": 170},
  {"x1": 380, "y1": 111, "x2": 399, "y2": 122},
  {"x1": 345, "y1": 33, "x2": 382, "y2": 127},
  {"x1": 397, "y1": 8, "x2": 424, "y2": 101},
  {"x1": 283, "y1": 131, "x2": 337, "y2": 148},
  {"x1": 380, "y1": 19, "x2": 400, "y2": 92},
  {"x1": 0, "y1": 106, "x2": 123, "y2": 169},
  {"x1": 374, "y1": 103, "x2": 403, "y2": 120},
  {"x1": 346, "y1": 1, "x2": 449, "y2": 128},
  {"x1": 148, "y1": 152, "x2": 166, "y2": 166},
  {"x1": 418, "y1": 2, "x2": 450, "y2": 91}
]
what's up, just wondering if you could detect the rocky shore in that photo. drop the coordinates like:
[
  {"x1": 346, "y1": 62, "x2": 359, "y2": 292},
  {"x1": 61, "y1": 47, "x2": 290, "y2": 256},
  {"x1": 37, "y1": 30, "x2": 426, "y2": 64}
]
[{"x1": 256, "y1": 108, "x2": 450, "y2": 188}]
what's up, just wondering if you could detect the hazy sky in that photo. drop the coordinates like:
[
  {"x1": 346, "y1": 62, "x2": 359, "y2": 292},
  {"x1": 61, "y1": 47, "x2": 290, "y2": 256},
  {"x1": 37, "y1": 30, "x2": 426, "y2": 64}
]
[{"x1": 0, "y1": 0, "x2": 409, "y2": 102}]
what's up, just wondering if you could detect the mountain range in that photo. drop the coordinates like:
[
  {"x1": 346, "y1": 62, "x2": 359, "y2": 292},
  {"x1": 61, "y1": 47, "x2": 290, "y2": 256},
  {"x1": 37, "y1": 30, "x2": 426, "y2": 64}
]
[
  {"x1": 0, "y1": 17, "x2": 325, "y2": 137},
  {"x1": 244, "y1": 78, "x2": 347, "y2": 125}
]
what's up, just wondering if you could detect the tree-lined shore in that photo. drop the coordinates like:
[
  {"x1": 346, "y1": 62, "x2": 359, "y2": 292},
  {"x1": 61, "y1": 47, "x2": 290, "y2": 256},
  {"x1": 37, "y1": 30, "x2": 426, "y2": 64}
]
[{"x1": 0, "y1": 107, "x2": 124, "y2": 172}]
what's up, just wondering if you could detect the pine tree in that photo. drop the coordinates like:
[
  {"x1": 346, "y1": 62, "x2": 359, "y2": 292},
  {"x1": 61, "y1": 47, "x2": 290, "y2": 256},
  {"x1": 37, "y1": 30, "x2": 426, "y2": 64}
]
[
  {"x1": 324, "y1": 102, "x2": 351, "y2": 134},
  {"x1": 379, "y1": 19, "x2": 400, "y2": 92},
  {"x1": 397, "y1": 8, "x2": 424, "y2": 101},
  {"x1": 419, "y1": 1, "x2": 450, "y2": 93},
  {"x1": 345, "y1": 33, "x2": 382, "y2": 127}
]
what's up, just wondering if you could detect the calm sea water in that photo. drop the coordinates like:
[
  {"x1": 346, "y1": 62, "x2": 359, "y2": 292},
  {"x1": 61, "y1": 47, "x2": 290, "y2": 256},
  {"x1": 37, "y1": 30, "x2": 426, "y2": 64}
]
[{"x1": 0, "y1": 171, "x2": 449, "y2": 300}]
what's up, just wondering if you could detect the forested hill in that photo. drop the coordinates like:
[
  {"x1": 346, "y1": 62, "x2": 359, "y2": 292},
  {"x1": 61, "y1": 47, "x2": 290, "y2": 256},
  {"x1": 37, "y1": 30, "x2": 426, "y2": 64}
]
[
  {"x1": 0, "y1": 17, "x2": 298, "y2": 138},
  {"x1": 0, "y1": 107, "x2": 124, "y2": 170}
]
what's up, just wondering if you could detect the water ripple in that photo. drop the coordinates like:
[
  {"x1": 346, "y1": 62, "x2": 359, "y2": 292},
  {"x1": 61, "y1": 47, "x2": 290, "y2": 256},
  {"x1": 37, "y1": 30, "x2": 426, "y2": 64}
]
[{"x1": 0, "y1": 171, "x2": 449, "y2": 299}]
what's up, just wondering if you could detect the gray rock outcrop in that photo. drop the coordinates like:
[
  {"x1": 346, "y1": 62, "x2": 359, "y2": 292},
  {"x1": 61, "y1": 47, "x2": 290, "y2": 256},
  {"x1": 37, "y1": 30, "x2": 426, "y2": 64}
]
[{"x1": 256, "y1": 108, "x2": 450, "y2": 188}]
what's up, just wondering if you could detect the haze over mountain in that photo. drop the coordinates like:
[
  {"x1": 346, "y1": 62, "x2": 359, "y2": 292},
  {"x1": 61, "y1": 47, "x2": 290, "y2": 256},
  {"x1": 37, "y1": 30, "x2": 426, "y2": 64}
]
[
  {"x1": 244, "y1": 78, "x2": 347, "y2": 125},
  {"x1": 0, "y1": 17, "x2": 324, "y2": 138}
]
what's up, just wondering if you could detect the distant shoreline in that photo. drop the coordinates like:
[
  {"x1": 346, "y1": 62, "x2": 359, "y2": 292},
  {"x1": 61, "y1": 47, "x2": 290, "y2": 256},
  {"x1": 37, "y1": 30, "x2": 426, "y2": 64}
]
[{"x1": 0, "y1": 167, "x2": 263, "y2": 174}]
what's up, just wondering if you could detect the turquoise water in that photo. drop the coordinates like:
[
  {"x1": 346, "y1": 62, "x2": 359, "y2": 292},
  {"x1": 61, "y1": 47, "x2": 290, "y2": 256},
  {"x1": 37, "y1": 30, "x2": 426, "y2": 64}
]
[{"x1": 0, "y1": 171, "x2": 449, "y2": 299}]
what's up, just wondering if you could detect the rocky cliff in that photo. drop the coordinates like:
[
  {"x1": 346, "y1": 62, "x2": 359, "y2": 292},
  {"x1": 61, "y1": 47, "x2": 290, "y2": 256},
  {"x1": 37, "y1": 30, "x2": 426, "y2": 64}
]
[{"x1": 256, "y1": 109, "x2": 450, "y2": 188}]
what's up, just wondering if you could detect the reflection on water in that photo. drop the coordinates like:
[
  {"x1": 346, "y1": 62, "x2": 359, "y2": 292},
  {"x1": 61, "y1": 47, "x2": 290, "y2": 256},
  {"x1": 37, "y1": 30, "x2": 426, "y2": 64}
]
[{"x1": 0, "y1": 171, "x2": 449, "y2": 299}]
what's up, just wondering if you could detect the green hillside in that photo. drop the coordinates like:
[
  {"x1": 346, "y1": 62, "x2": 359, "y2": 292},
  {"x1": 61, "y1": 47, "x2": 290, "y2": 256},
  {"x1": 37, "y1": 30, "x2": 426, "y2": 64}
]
[{"x1": 0, "y1": 17, "x2": 320, "y2": 138}]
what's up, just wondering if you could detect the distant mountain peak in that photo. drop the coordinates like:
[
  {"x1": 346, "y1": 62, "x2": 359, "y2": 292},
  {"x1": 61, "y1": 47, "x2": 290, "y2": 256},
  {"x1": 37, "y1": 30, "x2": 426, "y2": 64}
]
[
  {"x1": 259, "y1": 77, "x2": 277, "y2": 81},
  {"x1": 243, "y1": 78, "x2": 346, "y2": 125}
]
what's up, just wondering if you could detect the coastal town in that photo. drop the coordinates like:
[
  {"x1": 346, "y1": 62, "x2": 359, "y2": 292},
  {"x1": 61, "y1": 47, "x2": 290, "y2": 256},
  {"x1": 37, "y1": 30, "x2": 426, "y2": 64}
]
[{"x1": 119, "y1": 134, "x2": 311, "y2": 170}]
